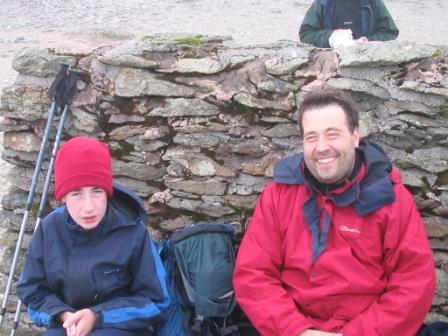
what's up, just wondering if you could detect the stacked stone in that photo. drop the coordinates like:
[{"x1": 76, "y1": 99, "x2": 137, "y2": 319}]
[{"x1": 0, "y1": 34, "x2": 447, "y2": 326}]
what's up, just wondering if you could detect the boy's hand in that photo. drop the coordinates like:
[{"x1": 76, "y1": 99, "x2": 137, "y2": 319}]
[{"x1": 63, "y1": 308, "x2": 97, "y2": 336}]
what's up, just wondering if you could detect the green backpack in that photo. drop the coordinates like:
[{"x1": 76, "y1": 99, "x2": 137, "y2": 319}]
[{"x1": 156, "y1": 222, "x2": 239, "y2": 336}]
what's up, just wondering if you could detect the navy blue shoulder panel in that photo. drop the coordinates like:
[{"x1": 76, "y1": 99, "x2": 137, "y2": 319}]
[
  {"x1": 354, "y1": 141, "x2": 395, "y2": 215},
  {"x1": 273, "y1": 153, "x2": 306, "y2": 185}
]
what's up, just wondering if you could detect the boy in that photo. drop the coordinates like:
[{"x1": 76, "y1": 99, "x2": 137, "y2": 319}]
[{"x1": 18, "y1": 136, "x2": 170, "y2": 336}]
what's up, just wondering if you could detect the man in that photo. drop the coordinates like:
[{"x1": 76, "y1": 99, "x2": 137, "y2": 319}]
[
  {"x1": 299, "y1": 0, "x2": 399, "y2": 48},
  {"x1": 233, "y1": 89, "x2": 436, "y2": 336}
]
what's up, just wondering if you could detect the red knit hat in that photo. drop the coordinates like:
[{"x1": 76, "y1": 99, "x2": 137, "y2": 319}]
[{"x1": 54, "y1": 136, "x2": 113, "y2": 201}]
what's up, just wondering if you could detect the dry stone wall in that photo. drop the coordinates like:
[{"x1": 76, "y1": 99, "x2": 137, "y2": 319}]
[{"x1": 0, "y1": 34, "x2": 447, "y2": 328}]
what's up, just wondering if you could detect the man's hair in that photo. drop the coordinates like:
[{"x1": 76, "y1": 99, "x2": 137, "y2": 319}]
[{"x1": 297, "y1": 88, "x2": 360, "y2": 135}]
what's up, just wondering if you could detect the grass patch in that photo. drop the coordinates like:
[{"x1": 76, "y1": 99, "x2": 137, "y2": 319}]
[{"x1": 174, "y1": 36, "x2": 204, "y2": 46}]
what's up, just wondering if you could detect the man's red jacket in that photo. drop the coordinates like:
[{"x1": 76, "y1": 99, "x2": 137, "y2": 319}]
[{"x1": 233, "y1": 141, "x2": 436, "y2": 336}]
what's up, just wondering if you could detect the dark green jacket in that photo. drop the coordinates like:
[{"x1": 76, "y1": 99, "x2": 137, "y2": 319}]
[{"x1": 299, "y1": 0, "x2": 399, "y2": 48}]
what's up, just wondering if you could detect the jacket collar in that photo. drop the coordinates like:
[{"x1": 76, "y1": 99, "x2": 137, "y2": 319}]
[
  {"x1": 273, "y1": 140, "x2": 395, "y2": 216},
  {"x1": 273, "y1": 141, "x2": 396, "y2": 262}
]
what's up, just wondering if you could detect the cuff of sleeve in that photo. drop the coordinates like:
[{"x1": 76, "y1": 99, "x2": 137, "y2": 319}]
[
  {"x1": 90, "y1": 308, "x2": 103, "y2": 329},
  {"x1": 50, "y1": 308, "x2": 76, "y2": 328}
]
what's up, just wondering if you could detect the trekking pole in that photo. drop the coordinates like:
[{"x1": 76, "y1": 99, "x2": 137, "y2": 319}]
[
  {"x1": 0, "y1": 63, "x2": 70, "y2": 331},
  {"x1": 9, "y1": 68, "x2": 79, "y2": 336}
]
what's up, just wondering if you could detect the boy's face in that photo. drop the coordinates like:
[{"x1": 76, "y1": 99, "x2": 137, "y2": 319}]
[
  {"x1": 62, "y1": 186, "x2": 108, "y2": 230},
  {"x1": 302, "y1": 103, "x2": 360, "y2": 184}
]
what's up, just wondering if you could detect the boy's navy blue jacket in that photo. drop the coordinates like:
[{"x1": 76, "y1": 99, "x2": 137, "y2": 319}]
[{"x1": 17, "y1": 184, "x2": 170, "y2": 331}]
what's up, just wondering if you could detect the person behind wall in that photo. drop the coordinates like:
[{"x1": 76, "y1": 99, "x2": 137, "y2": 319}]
[
  {"x1": 233, "y1": 88, "x2": 436, "y2": 336},
  {"x1": 299, "y1": 0, "x2": 399, "y2": 48},
  {"x1": 17, "y1": 136, "x2": 170, "y2": 336}
]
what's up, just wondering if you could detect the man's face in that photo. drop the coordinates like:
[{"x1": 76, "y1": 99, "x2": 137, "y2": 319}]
[
  {"x1": 62, "y1": 186, "x2": 108, "y2": 229},
  {"x1": 302, "y1": 103, "x2": 360, "y2": 184}
]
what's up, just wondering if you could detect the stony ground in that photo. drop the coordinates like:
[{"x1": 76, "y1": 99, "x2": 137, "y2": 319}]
[{"x1": 0, "y1": 0, "x2": 447, "y2": 90}]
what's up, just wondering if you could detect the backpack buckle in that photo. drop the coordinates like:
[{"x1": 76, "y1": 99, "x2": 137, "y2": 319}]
[{"x1": 191, "y1": 314, "x2": 204, "y2": 332}]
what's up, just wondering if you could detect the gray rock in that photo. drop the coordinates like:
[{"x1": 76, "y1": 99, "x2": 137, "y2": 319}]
[
  {"x1": 262, "y1": 123, "x2": 299, "y2": 138},
  {"x1": 98, "y1": 54, "x2": 159, "y2": 68},
  {"x1": 12, "y1": 48, "x2": 77, "y2": 77},
  {"x1": 338, "y1": 65, "x2": 400, "y2": 84},
  {"x1": 125, "y1": 136, "x2": 168, "y2": 152},
  {"x1": 228, "y1": 55, "x2": 256, "y2": 68},
  {"x1": 400, "y1": 80, "x2": 448, "y2": 99},
  {"x1": 140, "y1": 126, "x2": 170, "y2": 140},
  {"x1": 359, "y1": 110, "x2": 379, "y2": 138},
  {"x1": 172, "y1": 118, "x2": 232, "y2": 133},
  {"x1": 167, "y1": 197, "x2": 202, "y2": 212},
  {"x1": 2, "y1": 132, "x2": 41, "y2": 152},
  {"x1": 0, "y1": 85, "x2": 50, "y2": 121},
  {"x1": 113, "y1": 68, "x2": 199, "y2": 97},
  {"x1": 327, "y1": 78, "x2": 390, "y2": 99},
  {"x1": 164, "y1": 178, "x2": 228, "y2": 195},
  {"x1": 256, "y1": 78, "x2": 298, "y2": 94},
  {"x1": 234, "y1": 92, "x2": 294, "y2": 111},
  {"x1": 164, "y1": 151, "x2": 235, "y2": 177},
  {"x1": 384, "y1": 100, "x2": 438, "y2": 116},
  {"x1": 265, "y1": 57, "x2": 309, "y2": 76},
  {"x1": 109, "y1": 125, "x2": 147, "y2": 140},
  {"x1": 0, "y1": 210, "x2": 34, "y2": 233},
  {"x1": 113, "y1": 177, "x2": 159, "y2": 198},
  {"x1": 173, "y1": 132, "x2": 230, "y2": 148},
  {"x1": 158, "y1": 216, "x2": 194, "y2": 232},
  {"x1": 197, "y1": 197, "x2": 235, "y2": 217},
  {"x1": 380, "y1": 81, "x2": 446, "y2": 107},
  {"x1": 148, "y1": 98, "x2": 221, "y2": 117},
  {"x1": 113, "y1": 159, "x2": 166, "y2": 181},
  {"x1": 1, "y1": 189, "x2": 27, "y2": 210},
  {"x1": 401, "y1": 147, "x2": 448, "y2": 173},
  {"x1": 336, "y1": 41, "x2": 439, "y2": 67},
  {"x1": 0, "y1": 118, "x2": 31, "y2": 132},
  {"x1": 5, "y1": 166, "x2": 46, "y2": 193},
  {"x1": 2, "y1": 148, "x2": 39, "y2": 167},
  {"x1": 224, "y1": 194, "x2": 258, "y2": 210},
  {"x1": 272, "y1": 137, "x2": 302, "y2": 150},
  {"x1": 400, "y1": 168, "x2": 437, "y2": 187},
  {"x1": 108, "y1": 114, "x2": 146, "y2": 124},
  {"x1": 71, "y1": 107, "x2": 100, "y2": 133},
  {"x1": 157, "y1": 58, "x2": 227, "y2": 74},
  {"x1": 434, "y1": 269, "x2": 448, "y2": 305},
  {"x1": 229, "y1": 174, "x2": 270, "y2": 195},
  {"x1": 223, "y1": 138, "x2": 273, "y2": 157}
]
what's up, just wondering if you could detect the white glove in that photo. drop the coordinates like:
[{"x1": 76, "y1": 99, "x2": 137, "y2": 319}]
[{"x1": 329, "y1": 29, "x2": 355, "y2": 48}]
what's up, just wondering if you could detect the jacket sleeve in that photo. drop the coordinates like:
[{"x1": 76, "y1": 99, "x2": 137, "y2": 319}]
[
  {"x1": 299, "y1": 0, "x2": 333, "y2": 48},
  {"x1": 17, "y1": 223, "x2": 75, "y2": 328},
  {"x1": 90, "y1": 231, "x2": 170, "y2": 330},
  {"x1": 340, "y1": 184, "x2": 436, "y2": 336},
  {"x1": 367, "y1": 0, "x2": 399, "y2": 41},
  {"x1": 233, "y1": 184, "x2": 314, "y2": 336}
]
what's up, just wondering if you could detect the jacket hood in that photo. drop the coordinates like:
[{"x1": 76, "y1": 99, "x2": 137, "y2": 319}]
[
  {"x1": 273, "y1": 140, "x2": 396, "y2": 262},
  {"x1": 106, "y1": 182, "x2": 147, "y2": 232},
  {"x1": 273, "y1": 140, "x2": 394, "y2": 216}
]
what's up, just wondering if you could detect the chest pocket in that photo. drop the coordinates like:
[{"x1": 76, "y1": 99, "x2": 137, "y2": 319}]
[{"x1": 93, "y1": 264, "x2": 131, "y2": 301}]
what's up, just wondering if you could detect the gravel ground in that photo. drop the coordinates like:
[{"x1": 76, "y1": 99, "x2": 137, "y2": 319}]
[
  {"x1": 0, "y1": 0, "x2": 447, "y2": 198},
  {"x1": 0, "y1": 0, "x2": 447, "y2": 90}
]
